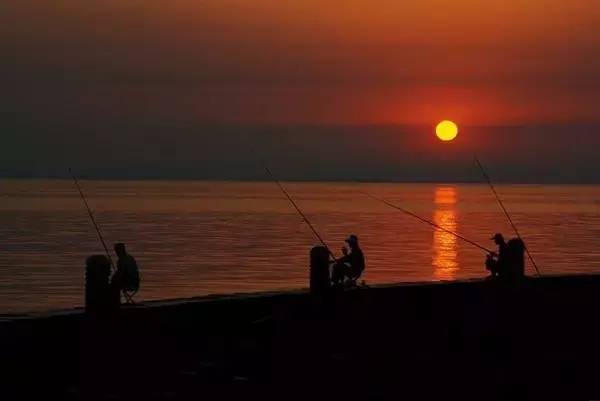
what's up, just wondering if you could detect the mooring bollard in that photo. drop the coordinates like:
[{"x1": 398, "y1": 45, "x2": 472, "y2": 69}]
[
  {"x1": 310, "y1": 246, "x2": 331, "y2": 295},
  {"x1": 85, "y1": 255, "x2": 112, "y2": 312}
]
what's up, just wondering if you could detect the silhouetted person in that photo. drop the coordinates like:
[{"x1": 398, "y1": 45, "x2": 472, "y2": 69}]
[
  {"x1": 486, "y1": 233, "x2": 509, "y2": 279},
  {"x1": 110, "y1": 243, "x2": 140, "y2": 305},
  {"x1": 332, "y1": 234, "x2": 365, "y2": 286},
  {"x1": 487, "y1": 233, "x2": 527, "y2": 281}
]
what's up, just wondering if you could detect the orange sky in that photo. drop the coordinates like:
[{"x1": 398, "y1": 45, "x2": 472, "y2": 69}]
[{"x1": 2, "y1": 0, "x2": 600, "y2": 125}]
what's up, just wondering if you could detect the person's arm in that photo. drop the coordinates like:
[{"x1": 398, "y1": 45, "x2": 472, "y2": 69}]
[{"x1": 336, "y1": 254, "x2": 350, "y2": 264}]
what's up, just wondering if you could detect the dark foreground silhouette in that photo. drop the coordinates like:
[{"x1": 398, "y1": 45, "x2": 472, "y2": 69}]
[{"x1": 4, "y1": 273, "x2": 600, "y2": 400}]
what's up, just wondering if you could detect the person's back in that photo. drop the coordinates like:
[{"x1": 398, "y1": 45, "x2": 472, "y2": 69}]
[
  {"x1": 497, "y1": 242, "x2": 509, "y2": 267},
  {"x1": 118, "y1": 253, "x2": 140, "y2": 291},
  {"x1": 347, "y1": 246, "x2": 365, "y2": 279},
  {"x1": 112, "y1": 243, "x2": 140, "y2": 293}
]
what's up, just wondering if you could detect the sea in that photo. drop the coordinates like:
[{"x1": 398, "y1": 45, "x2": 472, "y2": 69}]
[{"x1": 1, "y1": 179, "x2": 599, "y2": 314}]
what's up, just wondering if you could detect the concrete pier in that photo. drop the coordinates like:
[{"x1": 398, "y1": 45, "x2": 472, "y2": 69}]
[{"x1": 3, "y1": 274, "x2": 600, "y2": 400}]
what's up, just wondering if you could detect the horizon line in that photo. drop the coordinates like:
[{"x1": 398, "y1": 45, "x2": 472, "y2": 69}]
[{"x1": 1, "y1": 176, "x2": 599, "y2": 186}]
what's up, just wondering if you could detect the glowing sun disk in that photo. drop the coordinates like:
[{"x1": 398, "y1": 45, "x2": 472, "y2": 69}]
[{"x1": 436, "y1": 120, "x2": 458, "y2": 141}]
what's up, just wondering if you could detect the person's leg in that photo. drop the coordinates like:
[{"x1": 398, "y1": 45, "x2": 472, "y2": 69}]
[
  {"x1": 331, "y1": 262, "x2": 343, "y2": 285},
  {"x1": 344, "y1": 265, "x2": 359, "y2": 287},
  {"x1": 109, "y1": 281, "x2": 121, "y2": 306},
  {"x1": 486, "y1": 257, "x2": 499, "y2": 278}
]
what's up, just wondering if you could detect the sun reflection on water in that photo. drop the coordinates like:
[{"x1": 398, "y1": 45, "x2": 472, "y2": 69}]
[{"x1": 433, "y1": 186, "x2": 459, "y2": 280}]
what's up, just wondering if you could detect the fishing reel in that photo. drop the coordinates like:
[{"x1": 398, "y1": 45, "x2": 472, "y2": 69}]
[{"x1": 485, "y1": 252, "x2": 500, "y2": 277}]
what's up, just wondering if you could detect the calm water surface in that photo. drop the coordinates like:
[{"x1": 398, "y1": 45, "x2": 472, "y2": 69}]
[{"x1": 1, "y1": 180, "x2": 599, "y2": 313}]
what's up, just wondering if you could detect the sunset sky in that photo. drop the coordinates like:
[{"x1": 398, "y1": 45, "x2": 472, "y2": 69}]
[{"x1": 2, "y1": 1, "x2": 600, "y2": 181}]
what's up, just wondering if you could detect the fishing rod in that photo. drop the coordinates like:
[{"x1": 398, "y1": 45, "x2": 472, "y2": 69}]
[
  {"x1": 263, "y1": 166, "x2": 337, "y2": 261},
  {"x1": 69, "y1": 168, "x2": 115, "y2": 271},
  {"x1": 365, "y1": 192, "x2": 494, "y2": 254},
  {"x1": 474, "y1": 156, "x2": 541, "y2": 276}
]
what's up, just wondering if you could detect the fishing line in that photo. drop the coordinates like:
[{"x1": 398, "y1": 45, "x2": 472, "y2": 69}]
[
  {"x1": 365, "y1": 192, "x2": 494, "y2": 254},
  {"x1": 474, "y1": 156, "x2": 541, "y2": 276},
  {"x1": 262, "y1": 166, "x2": 337, "y2": 261},
  {"x1": 69, "y1": 168, "x2": 115, "y2": 271}
]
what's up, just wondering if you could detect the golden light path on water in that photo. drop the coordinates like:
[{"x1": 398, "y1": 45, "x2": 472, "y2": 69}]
[{"x1": 433, "y1": 186, "x2": 459, "y2": 280}]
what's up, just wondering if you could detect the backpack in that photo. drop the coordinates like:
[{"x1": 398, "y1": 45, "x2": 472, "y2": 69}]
[{"x1": 507, "y1": 238, "x2": 525, "y2": 278}]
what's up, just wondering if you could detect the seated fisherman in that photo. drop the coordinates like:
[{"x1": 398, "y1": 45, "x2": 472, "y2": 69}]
[
  {"x1": 110, "y1": 243, "x2": 140, "y2": 304},
  {"x1": 331, "y1": 234, "x2": 365, "y2": 286},
  {"x1": 486, "y1": 233, "x2": 509, "y2": 278}
]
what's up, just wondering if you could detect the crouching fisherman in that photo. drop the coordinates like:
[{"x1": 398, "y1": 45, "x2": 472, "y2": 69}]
[
  {"x1": 486, "y1": 233, "x2": 509, "y2": 278},
  {"x1": 332, "y1": 234, "x2": 365, "y2": 287},
  {"x1": 486, "y1": 233, "x2": 525, "y2": 281},
  {"x1": 110, "y1": 243, "x2": 141, "y2": 305}
]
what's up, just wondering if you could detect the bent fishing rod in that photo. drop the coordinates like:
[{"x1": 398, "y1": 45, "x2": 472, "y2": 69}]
[
  {"x1": 365, "y1": 192, "x2": 494, "y2": 254},
  {"x1": 69, "y1": 168, "x2": 115, "y2": 271},
  {"x1": 474, "y1": 157, "x2": 541, "y2": 276},
  {"x1": 263, "y1": 166, "x2": 337, "y2": 261}
]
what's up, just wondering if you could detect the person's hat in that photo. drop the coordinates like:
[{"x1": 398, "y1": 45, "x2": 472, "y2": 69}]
[
  {"x1": 345, "y1": 234, "x2": 358, "y2": 244},
  {"x1": 491, "y1": 233, "x2": 504, "y2": 241}
]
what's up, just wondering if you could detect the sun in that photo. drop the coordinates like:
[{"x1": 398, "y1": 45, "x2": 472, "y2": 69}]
[{"x1": 435, "y1": 120, "x2": 458, "y2": 141}]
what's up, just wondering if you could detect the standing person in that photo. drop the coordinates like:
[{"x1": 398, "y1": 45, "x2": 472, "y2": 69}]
[
  {"x1": 331, "y1": 234, "x2": 365, "y2": 286},
  {"x1": 110, "y1": 243, "x2": 140, "y2": 304}
]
